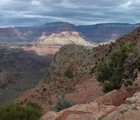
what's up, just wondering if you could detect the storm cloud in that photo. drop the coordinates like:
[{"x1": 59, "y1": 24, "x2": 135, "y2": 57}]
[{"x1": 0, "y1": 0, "x2": 140, "y2": 26}]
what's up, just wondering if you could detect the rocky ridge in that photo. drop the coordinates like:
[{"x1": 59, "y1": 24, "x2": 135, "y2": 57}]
[{"x1": 0, "y1": 22, "x2": 139, "y2": 44}]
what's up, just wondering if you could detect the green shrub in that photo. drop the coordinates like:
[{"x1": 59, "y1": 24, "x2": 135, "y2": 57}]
[
  {"x1": 54, "y1": 99, "x2": 75, "y2": 112},
  {"x1": 26, "y1": 102, "x2": 42, "y2": 111},
  {"x1": 0, "y1": 103, "x2": 42, "y2": 120}
]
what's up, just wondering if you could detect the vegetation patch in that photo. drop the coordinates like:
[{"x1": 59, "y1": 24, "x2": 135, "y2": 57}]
[
  {"x1": 54, "y1": 99, "x2": 75, "y2": 112},
  {"x1": 93, "y1": 42, "x2": 140, "y2": 92},
  {"x1": 0, "y1": 102, "x2": 42, "y2": 120}
]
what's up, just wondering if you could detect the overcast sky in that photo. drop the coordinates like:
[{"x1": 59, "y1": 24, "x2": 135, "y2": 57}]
[{"x1": 0, "y1": 0, "x2": 140, "y2": 27}]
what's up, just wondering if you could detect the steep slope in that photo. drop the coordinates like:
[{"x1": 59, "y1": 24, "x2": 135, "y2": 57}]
[
  {"x1": 0, "y1": 45, "x2": 54, "y2": 104},
  {"x1": 45, "y1": 26, "x2": 140, "y2": 82},
  {"x1": 17, "y1": 75, "x2": 104, "y2": 112},
  {"x1": 36, "y1": 31, "x2": 97, "y2": 46}
]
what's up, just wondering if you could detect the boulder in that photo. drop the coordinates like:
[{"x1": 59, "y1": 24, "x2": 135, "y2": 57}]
[{"x1": 104, "y1": 92, "x2": 140, "y2": 120}]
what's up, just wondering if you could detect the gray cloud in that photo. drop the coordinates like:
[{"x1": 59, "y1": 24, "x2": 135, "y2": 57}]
[{"x1": 0, "y1": 0, "x2": 140, "y2": 26}]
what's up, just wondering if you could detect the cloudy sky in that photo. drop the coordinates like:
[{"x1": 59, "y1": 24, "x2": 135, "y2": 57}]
[{"x1": 0, "y1": 0, "x2": 140, "y2": 26}]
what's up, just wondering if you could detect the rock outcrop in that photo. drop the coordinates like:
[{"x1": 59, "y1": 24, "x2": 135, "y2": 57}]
[
  {"x1": 40, "y1": 90, "x2": 127, "y2": 120},
  {"x1": 104, "y1": 92, "x2": 140, "y2": 120},
  {"x1": 36, "y1": 31, "x2": 96, "y2": 47}
]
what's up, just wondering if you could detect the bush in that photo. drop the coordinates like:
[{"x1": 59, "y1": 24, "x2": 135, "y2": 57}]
[
  {"x1": 0, "y1": 103, "x2": 42, "y2": 120},
  {"x1": 54, "y1": 99, "x2": 75, "y2": 112},
  {"x1": 26, "y1": 102, "x2": 42, "y2": 111}
]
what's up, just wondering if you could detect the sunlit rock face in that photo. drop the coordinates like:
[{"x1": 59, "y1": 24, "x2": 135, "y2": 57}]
[{"x1": 36, "y1": 31, "x2": 97, "y2": 47}]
